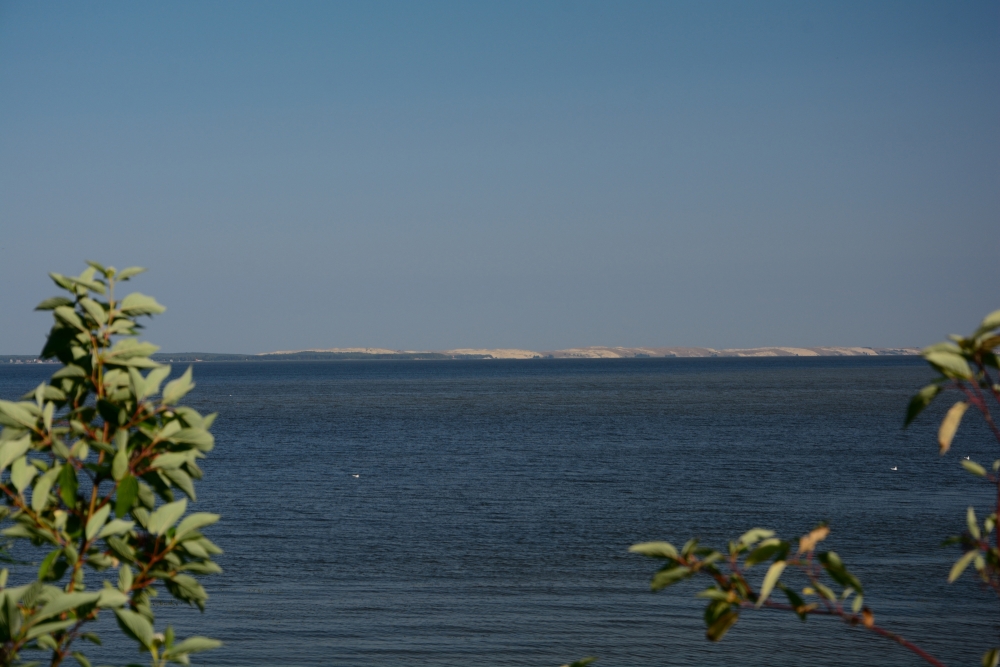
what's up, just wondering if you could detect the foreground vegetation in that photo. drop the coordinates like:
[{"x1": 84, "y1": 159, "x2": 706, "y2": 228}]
[
  {"x1": 622, "y1": 308, "x2": 1000, "y2": 667},
  {"x1": 0, "y1": 263, "x2": 221, "y2": 667}
]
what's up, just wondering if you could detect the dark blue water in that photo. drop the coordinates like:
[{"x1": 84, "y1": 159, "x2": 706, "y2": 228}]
[{"x1": 1, "y1": 358, "x2": 996, "y2": 667}]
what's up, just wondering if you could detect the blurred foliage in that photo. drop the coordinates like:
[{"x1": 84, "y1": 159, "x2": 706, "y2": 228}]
[
  {"x1": 571, "y1": 308, "x2": 1000, "y2": 667},
  {"x1": 0, "y1": 263, "x2": 221, "y2": 667}
]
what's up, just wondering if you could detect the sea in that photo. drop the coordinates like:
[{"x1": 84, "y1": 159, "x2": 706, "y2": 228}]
[{"x1": 0, "y1": 357, "x2": 996, "y2": 667}]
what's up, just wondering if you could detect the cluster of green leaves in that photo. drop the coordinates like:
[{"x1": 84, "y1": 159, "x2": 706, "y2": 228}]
[
  {"x1": 0, "y1": 263, "x2": 221, "y2": 667},
  {"x1": 629, "y1": 525, "x2": 873, "y2": 642},
  {"x1": 620, "y1": 308, "x2": 1000, "y2": 667},
  {"x1": 904, "y1": 308, "x2": 1000, "y2": 666}
]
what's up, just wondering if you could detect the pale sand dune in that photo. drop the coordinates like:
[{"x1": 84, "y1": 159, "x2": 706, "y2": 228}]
[
  {"x1": 266, "y1": 347, "x2": 404, "y2": 355},
  {"x1": 775, "y1": 347, "x2": 821, "y2": 356},
  {"x1": 260, "y1": 345, "x2": 919, "y2": 358},
  {"x1": 444, "y1": 349, "x2": 541, "y2": 359},
  {"x1": 552, "y1": 348, "x2": 627, "y2": 358},
  {"x1": 719, "y1": 347, "x2": 818, "y2": 357}
]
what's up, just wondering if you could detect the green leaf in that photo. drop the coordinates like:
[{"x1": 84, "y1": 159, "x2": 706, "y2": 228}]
[
  {"x1": 745, "y1": 539, "x2": 786, "y2": 567},
  {"x1": 112, "y1": 445, "x2": 129, "y2": 481},
  {"x1": 705, "y1": 610, "x2": 739, "y2": 642},
  {"x1": 98, "y1": 519, "x2": 135, "y2": 539},
  {"x1": 127, "y1": 368, "x2": 146, "y2": 402},
  {"x1": 179, "y1": 561, "x2": 222, "y2": 575},
  {"x1": 115, "y1": 475, "x2": 139, "y2": 518},
  {"x1": 779, "y1": 585, "x2": 808, "y2": 620},
  {"x1": 151, "y1": 452, "x2": 190, "y2": 470},
  {"x1": 104, "y1": 338, "x2": 153, "y2": 359},
  {"x1": 2, "y1": 590, "x2": 22, "y2": 637},
  {"x1": 169, "y1": 428, "x2": 214, "y2": 452},
  {"x1": 2, "y1": 525, "x2": 36, "y2": 539},
  {"x1": 817, "y1": 551, "x2": 863, "y2": 593},
  {"x1": 11, "y1": 457, "x2": 37, "y2": 493},
  {"x1": 96, "y1": 588, "x2": 128, "y2": 609},
  {"x1": 59, "y1": 463, "x2": 78, "y2": 506},
  {"x1": 962, "y1": 459, "x2": 987, "y2": 478},
  {"x1": 165, "y1": 636, "x2": 222, "y2": 656},
  {"x1": 983, "y1": 648, "x2": 1000, "y2": 667},
  {"x1": 0, "y1": 401, "x2": 36, "y2": 429},
  {"x1": 904, "y1": 384, "x2": 943, "y2": 428},
  {"x1": 21, "y1": 580, "x2": 43, "y2": 607},
  {"x1": 165, "y1": 574, "x2": 207, "y2": 608},
  {"x1": 976, "y1": 310, "x2": 1000, "y2": 336},
  {"x1": 851, "y1": 593, "x2": 864, "y2": 613},
  {"x1": 42, "y1": 402, "x2": 53, "y2": 434},
  {"x1": 937, "y1": 402, "x2": 968, "y2": 455},
  {"x1": 163, "y1": 468, "x2": 197, "y2": 501},
  {"x1": 700, "y1": 550, "x2": 724, "y2": 566},
  {"x1": 181, "y1": 541, "x2": 210, "y2": 559},
  {"x1": 696, "y1": 587, "x2": 730, "y2": 601},
  {"x1": 147, "y1": 498, "x2": 187, "y2": 536},
  {"x1": 113, "y1": 608, "x2": 153, "y2": 648},
  {"x1": 924, "y1": 350, "x2": 973, "y2": 380},
  {"x1": 136, "y1": 481, "x2": 155, "y2": 509},
  {"x1": 79, "y1": 298, "x2": 107, "y2": 325},
  {"x1": 0, "y1": 436, "x2": 31, "y2": 472},
  {"x1": 51, "y1": 364, "x2": 87, "y2": 380},
  {"x1": 104, "y1": 339, "x2": 161, "y2": 362},
  {"x1": 71, "y1": 650, "x2": 92, "y2": 667},
  {"x1": 69, "y1": 268, "x2": 105, "y2": 295},
  {"x1": 85, "y1": 504, "x2": 111, "y2": 541},
  {"x1": 53, "y1": 306, "x2": 86, "y2": 331},
  {"x1": 968, "y1": 507, "x2": 981, "y2": 540},
  {"x1": 30, "y1": 471, "x2": 56, "y2": 513},
  {"x1": 738, "y1": 528, "x2": 775, "y2": 547},
  {"x1": 755, "y1": 560, "x2": 786, "y2": 608},
  {"x1": 628, "y1": 541, "x2": 678, "y2": 559},
  {"x1": 116, "y1": 267, "x2": 146, "y2": 281},
  {"x1": 119, "y1": 292, "x2": 165, "y2": 316},
  {"x1": 140, "y1": 365, "x2": 171, "y2": 400},
  {"x1": 33, "y1": 591, "x2": 100, "y2": 623},
  {"x1": 650, "y1": 566, "x2": 691, "y2": 591},
  {"x1": 35, "y1": 297, "x2": 74, "y2": 311},
  {"x1": 37, "y1": 549, "x2": 62, "y2": 581},
  {"x1": 25, "y1": 618, "x2": 75, "y2": 640},
  {"x1": 106, "y1": 318, "x2": 137, "y2": 335},
  {"x1": 949, "y1": 549, "x2": 978, "y2": 582},
  {"x1": 174, "y1": 513, "x2": 220, "y2": 540},
  {"x1": 162, "y1": 368, "x2": 194, "y2": 406},
  {"x1": 814, "y1": 581, "x2": 836, "y2": 601},
  {"x1": 118, "y1": 565, "x2": 134, "y2": 592}
]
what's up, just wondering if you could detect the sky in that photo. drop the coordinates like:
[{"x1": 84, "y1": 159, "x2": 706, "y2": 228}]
[{"x1": 1, "y1": 1, "x2": 997, "y2": 354}]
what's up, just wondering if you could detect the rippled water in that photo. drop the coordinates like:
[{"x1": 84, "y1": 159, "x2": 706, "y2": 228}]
[{"x1": 1, "y1": 357, "x2": 995, "y2": 667}]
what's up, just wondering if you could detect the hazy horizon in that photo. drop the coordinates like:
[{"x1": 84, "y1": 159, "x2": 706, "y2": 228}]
[
  {"x1": 1, "y1": 343, "x2": 923, "y2": 359},
  {"x1": 2, "y1": 1, "x2": 997, "y2": 354}
]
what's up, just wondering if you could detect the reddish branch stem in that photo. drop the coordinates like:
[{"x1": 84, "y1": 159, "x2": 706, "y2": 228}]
[{"x1": 749, "y1": 601, "x2": 947, "y2": 666}]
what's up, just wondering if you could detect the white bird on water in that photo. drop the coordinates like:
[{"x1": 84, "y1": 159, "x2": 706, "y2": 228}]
[
  {"x1": 891, "y1": 466, "x2": 898, "y2": 471},
  {"x1": 352, "y1": 474, "x2": 360, "y2": 478},
  {"x1": 965, "y1": 456, "x2": 971, "y2": 460}
]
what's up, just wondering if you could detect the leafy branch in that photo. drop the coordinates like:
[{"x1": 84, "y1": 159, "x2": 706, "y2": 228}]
[
  {"x1": 0, "y1": 262, "x2": 222, "y2": 667},
  {"x1": 630, "y1": 526, "x2": 944, "y2": 666},
  {"x1": 617, "y1": 308, "x2": 1000, "y2": 667}
]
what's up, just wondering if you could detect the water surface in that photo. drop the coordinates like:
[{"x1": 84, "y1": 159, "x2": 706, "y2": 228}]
[{"x1": 0, "y1": 357, "x2": 993, "y2": 666}]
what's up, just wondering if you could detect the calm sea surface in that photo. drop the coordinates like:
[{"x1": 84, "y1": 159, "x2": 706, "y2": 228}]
[{"x1": 0, "y1": 357, "x2": 996, "y2": 667}]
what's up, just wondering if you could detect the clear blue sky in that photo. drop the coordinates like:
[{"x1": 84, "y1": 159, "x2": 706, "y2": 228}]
[{"x1": 1, "y1": 1, "x2": 997, "y2": 354}]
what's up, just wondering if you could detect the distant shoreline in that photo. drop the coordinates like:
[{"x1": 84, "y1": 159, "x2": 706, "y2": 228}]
[{"x1": 0, "y1": 346, "x2": 920, "y2": 364}]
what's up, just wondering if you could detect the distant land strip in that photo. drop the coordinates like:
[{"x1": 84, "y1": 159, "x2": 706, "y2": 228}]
[{"x1": 1, "y1": 346, "x2": 920, "y2": 364}]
